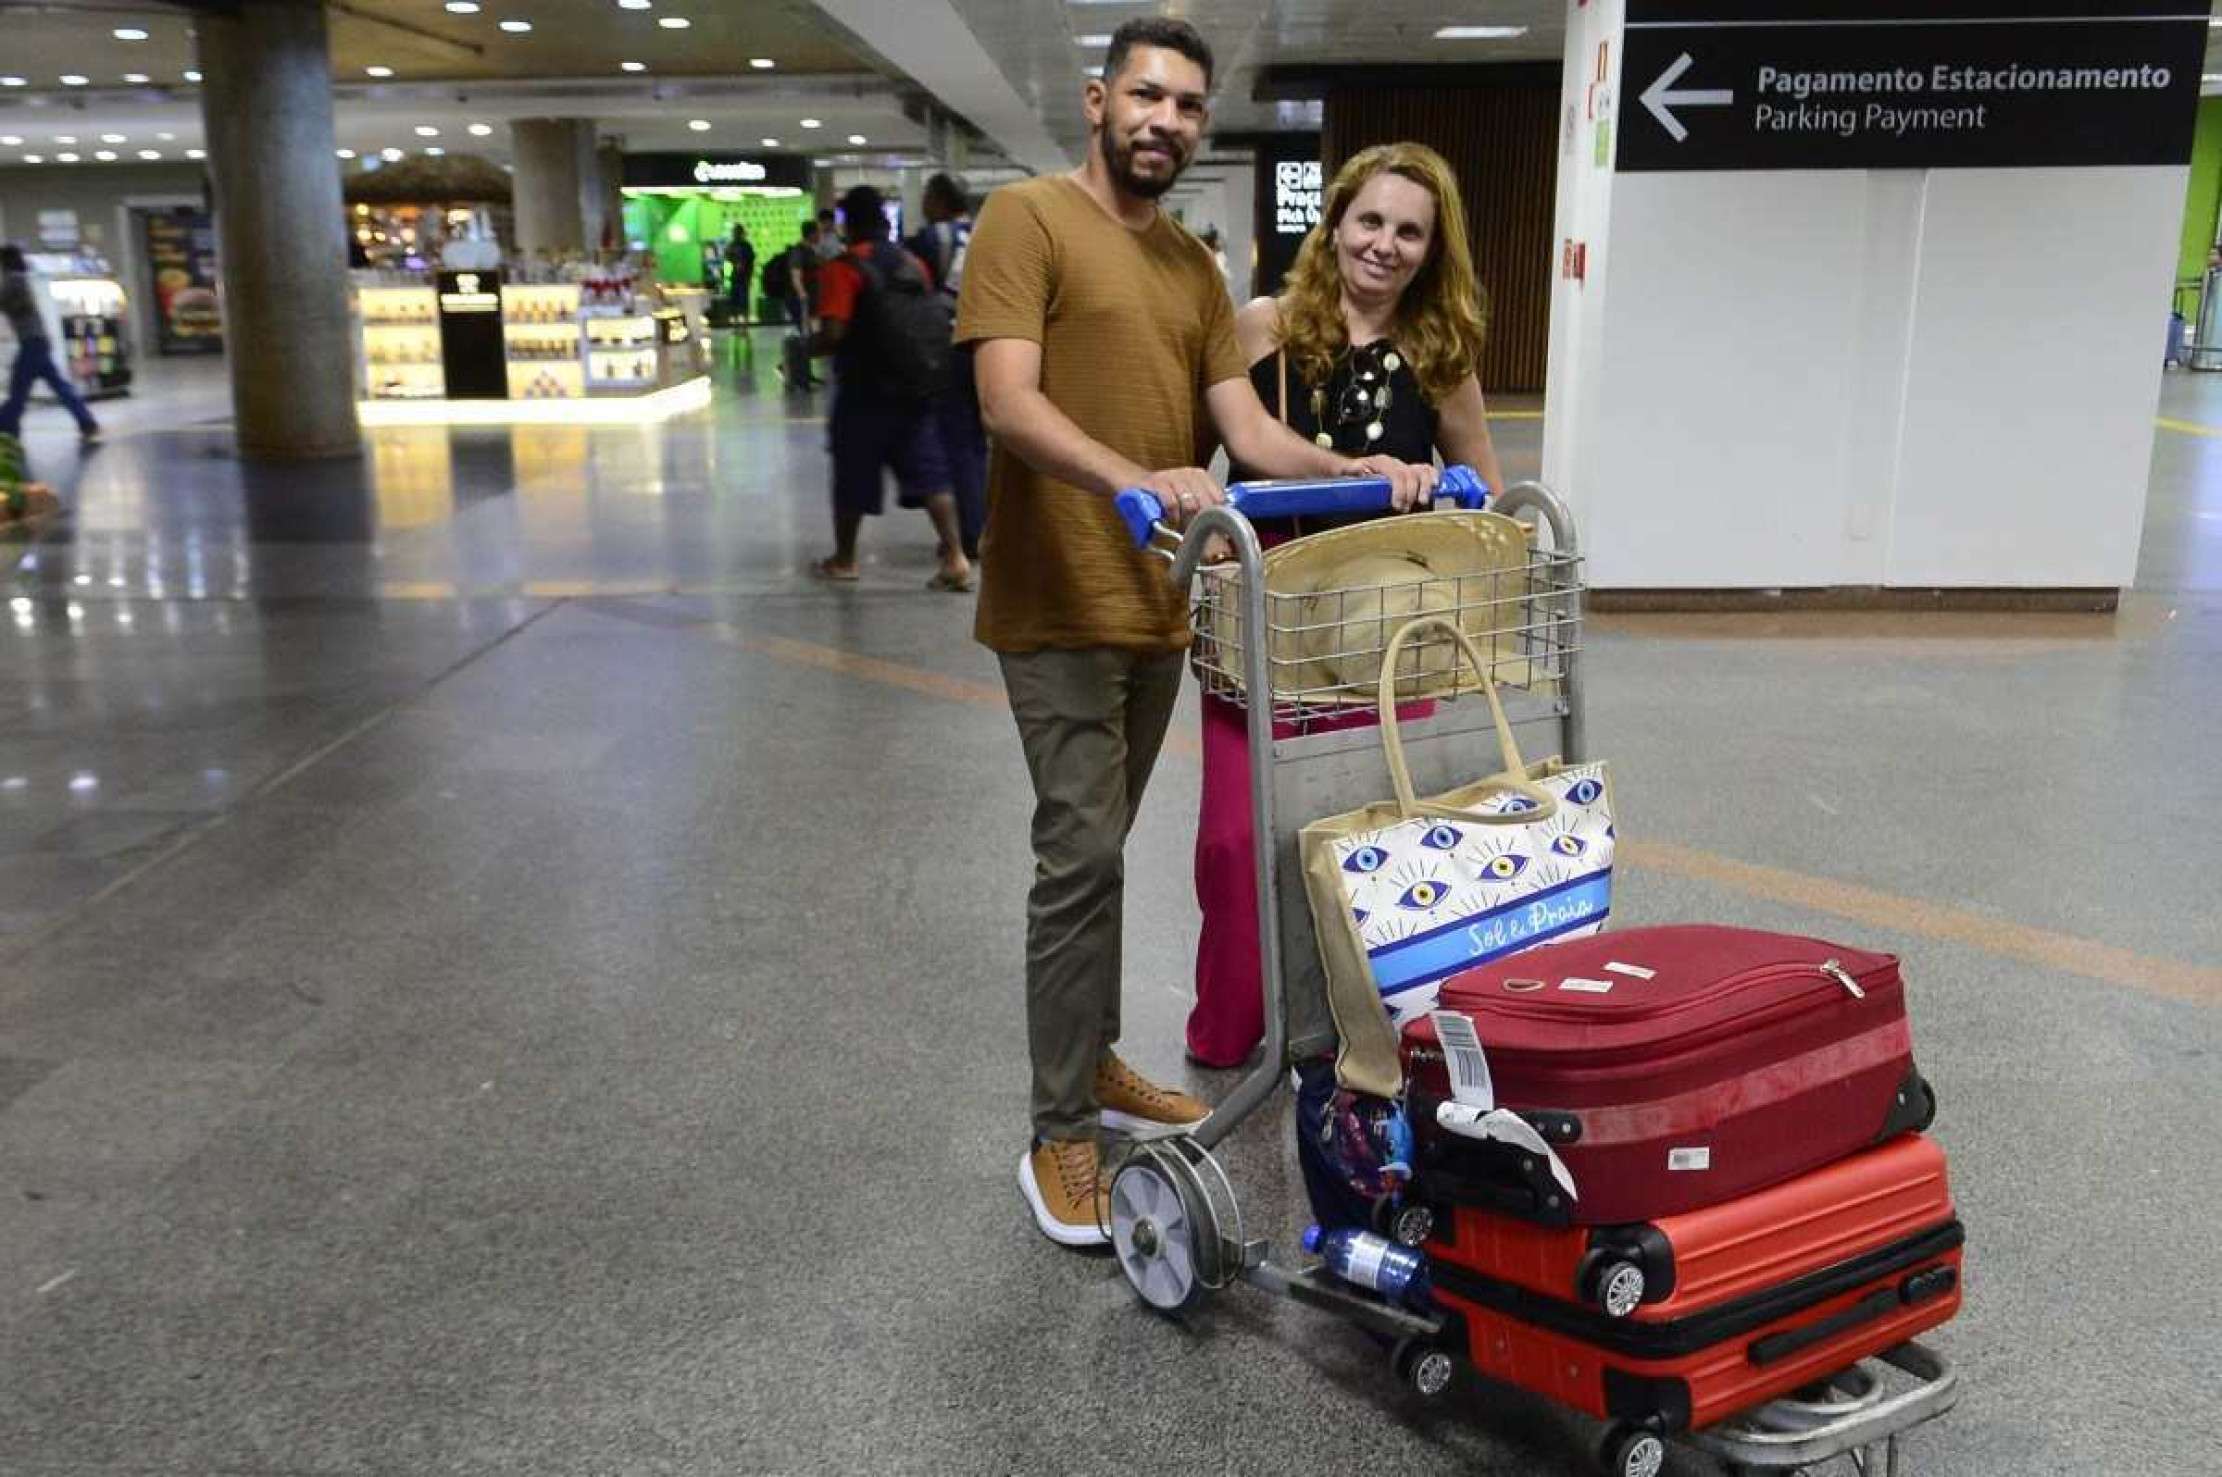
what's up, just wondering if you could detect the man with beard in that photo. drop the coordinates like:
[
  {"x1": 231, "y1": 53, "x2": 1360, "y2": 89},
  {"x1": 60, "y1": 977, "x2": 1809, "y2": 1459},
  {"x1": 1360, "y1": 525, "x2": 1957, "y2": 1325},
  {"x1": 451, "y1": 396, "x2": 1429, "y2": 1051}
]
[{"x1": 957, "y1": 16, "x2": 1436, "y2": 1248}]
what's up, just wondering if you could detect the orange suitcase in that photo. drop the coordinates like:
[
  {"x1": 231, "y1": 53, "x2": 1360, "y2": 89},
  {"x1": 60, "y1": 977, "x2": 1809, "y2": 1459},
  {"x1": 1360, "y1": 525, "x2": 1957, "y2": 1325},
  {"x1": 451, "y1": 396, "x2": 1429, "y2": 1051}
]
[{"x1": 1417, "y1": 1134, "x2": 1963, "y2": 1452}]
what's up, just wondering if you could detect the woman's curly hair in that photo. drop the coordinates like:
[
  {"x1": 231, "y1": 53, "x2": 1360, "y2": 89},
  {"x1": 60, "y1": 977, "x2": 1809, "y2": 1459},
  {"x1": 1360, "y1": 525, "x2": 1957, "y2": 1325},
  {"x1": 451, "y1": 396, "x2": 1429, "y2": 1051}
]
[{"x1": 1274, "y1": 142, "x2": 1487, "y2": 405}]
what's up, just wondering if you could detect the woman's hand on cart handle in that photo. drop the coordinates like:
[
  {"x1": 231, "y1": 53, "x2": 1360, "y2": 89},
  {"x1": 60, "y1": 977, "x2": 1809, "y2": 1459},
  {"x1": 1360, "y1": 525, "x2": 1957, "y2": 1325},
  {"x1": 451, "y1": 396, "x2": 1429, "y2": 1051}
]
[{"x1": 1343, "y1": 455, "x2": 1439, "y2": 512}]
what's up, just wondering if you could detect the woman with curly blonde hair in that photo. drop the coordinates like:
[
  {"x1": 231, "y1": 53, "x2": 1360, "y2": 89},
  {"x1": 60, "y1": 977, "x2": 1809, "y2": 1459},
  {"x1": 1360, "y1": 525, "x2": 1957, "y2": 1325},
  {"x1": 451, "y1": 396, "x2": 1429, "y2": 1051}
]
[{"x1": 1188, "y1": 141, "x2": 1506, "y2": 1067}]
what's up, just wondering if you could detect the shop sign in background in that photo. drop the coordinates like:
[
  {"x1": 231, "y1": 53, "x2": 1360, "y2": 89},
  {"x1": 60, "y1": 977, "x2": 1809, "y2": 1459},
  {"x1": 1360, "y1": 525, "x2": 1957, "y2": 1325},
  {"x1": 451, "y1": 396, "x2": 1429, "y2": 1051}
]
[
  {"x1": 1618, "y1": 0, "x2": 2207, "y2": 173},
  {"x1": 141, "y1": 207, "x2": 224, "y2": 356}
]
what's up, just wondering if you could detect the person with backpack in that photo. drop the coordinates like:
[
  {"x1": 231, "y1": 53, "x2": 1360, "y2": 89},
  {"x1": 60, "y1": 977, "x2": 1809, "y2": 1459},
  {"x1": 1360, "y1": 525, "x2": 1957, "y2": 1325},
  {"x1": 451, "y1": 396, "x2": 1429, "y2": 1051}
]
[
  {"x1": 804, "y1": 184, "x2": 971, "y2": 591},
  {"x1": 909, "y1": 173, "x2": 985, "y2": 563}
]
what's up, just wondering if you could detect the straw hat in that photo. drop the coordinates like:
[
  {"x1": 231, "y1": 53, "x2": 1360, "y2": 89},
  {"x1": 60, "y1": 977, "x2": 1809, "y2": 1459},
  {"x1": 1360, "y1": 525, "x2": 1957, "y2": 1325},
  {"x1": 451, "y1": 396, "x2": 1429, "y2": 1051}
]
[{"x1": 1268, "y1": 510, "x2": 1531, "y2": 697}]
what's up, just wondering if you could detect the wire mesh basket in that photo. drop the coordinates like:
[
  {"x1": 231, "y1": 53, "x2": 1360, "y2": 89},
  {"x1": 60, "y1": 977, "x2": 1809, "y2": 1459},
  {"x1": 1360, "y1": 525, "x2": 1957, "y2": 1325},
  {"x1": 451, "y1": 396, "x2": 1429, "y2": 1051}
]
[{"x1": 1191, "y1": 538, "x2": 1582, "y2": 726}]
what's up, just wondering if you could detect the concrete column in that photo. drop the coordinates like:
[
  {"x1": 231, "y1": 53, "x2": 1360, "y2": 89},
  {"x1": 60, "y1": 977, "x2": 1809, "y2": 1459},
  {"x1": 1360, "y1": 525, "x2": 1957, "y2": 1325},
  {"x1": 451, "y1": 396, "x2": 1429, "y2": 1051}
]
[
  {"x1": 511, "y1": 118, "x2": 598, "y2": 257},
  {"x1": 593, "y1": 142, "x2": 626, "y2": 256},
  {"x1": 196, "y1": 0, "x2": 358, "y2": 459}
]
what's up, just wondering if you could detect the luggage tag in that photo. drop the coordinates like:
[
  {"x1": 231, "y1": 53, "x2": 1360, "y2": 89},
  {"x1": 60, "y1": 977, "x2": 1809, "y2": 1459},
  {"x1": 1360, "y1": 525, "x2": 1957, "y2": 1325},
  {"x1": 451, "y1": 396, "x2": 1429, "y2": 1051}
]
[
  {"x1": 1604, "y1": 961, "x2": 1656, "y2": 980},
  {"x1": 1427, "y1": 1010, "x2": 1578, "y2": 1202},
  {"x1": 1428, "y1": 1009, "x2": 1493, "y2": 1111}
]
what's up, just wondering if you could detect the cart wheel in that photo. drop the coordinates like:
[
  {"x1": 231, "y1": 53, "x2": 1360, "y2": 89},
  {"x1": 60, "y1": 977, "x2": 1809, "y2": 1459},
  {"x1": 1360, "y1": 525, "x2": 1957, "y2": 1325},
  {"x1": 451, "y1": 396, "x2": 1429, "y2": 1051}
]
[
  {"x1": 1389, "y1": 1202, "x2": 1435, "y2": 1248},
  {"x1": 1391, "y1": 1337, "x2": 1457, "y2": 1399},
  {"x1": 1109, "y1": 1153, "x2": 1213, "y2": 1315},
  {"x1": 1598, "y1": 1423, "x2": 1666, "y2": 1477},
  {"x1": 1582, "y1": 1256, "x2": 1647, "y2": 1319}
]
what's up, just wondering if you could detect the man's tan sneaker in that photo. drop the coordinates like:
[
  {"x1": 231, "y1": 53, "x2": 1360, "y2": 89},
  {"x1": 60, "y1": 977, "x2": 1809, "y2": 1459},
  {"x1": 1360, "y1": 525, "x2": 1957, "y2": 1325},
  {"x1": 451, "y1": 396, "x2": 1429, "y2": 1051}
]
[
  {"x1": 1020, "y1": 1137, "x2": 1111, "y2": 1247},
  {"x1": 1096, "y1": 1051, "x2": 1209, "y2": 1138}
]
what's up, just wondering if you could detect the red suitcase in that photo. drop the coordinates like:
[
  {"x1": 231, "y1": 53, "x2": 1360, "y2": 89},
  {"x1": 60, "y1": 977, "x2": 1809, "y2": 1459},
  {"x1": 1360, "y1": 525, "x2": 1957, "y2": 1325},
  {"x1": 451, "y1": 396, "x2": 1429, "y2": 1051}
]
[
  {"x1": 1403, "y1": 925, "x2": 1933, "y2": 1226},
  {"x1": 1419, "y1": 1133, "x2": 1964, "y2": 1440}
]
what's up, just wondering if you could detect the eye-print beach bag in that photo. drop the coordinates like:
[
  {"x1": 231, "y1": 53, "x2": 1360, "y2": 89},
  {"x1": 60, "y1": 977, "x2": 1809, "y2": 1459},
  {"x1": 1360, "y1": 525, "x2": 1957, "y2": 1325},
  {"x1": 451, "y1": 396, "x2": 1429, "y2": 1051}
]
[{"x1": 1300, "y1": 616, "x2": 1614, "y2": 1098}]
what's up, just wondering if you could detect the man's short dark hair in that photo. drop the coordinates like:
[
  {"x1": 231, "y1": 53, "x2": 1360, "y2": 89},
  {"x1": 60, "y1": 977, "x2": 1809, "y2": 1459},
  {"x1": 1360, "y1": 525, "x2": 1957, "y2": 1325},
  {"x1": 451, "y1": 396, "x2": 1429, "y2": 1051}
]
[
  {"x1": 924, "y1": 172, "x2": 967, "y2": 214},
  {"x1": 1104, "y1": 17, "x2": 1214, "y2": 91},
  {"x1": 839, "y1": 185, "x2": 889, "y2": 240},
  {"x1": 801, "y1": 219, "x2": 820, "y2": 240},
  {"x1": 0, "y1": 244, "x2": 24, "y2": 273}
]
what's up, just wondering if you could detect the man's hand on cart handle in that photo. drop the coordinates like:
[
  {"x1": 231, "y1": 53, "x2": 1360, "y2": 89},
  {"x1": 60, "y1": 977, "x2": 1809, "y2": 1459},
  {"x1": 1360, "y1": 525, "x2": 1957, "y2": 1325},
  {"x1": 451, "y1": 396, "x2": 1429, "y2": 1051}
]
[
  {"x1": 1134, "y1": 466, "x2": 1226, "y2": 530},
  {"x1": 1343, "y1": 455, "x2": 1439, "y2": 513}
]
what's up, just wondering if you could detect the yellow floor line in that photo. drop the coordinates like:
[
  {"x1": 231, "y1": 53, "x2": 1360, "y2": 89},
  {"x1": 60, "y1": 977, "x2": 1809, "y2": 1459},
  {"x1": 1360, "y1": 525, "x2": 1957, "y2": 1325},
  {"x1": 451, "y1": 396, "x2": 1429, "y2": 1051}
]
[
  {"x1": 2155, "y1": 416, "x2": 2222, "y2": 438},
  {"x1": 704, "y1": 625, "x2": 2217, "y2": 1008},
  {"x1": 1486, "y1": 410, "x2": 1545, "y2": 421}
]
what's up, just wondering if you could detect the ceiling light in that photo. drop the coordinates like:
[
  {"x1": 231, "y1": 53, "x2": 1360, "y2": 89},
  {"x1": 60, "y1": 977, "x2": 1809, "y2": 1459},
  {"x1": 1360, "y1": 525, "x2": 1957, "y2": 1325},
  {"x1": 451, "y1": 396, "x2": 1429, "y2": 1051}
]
[
  {"x1": 619, "y1": 0, "x2": 652, "y2": 8},
  {"x1": 337, "y1": 147, "x2": 357, "y2": 158},
  {"x1": 499, "y1": 19, "x2": 533, "y2": 32},
  {"x1": 0, "y1": 77, "x2": 26, "y2": 88},
  {"x1": 620, "y1": 61, "x2": 646, "y2": 71},
  {"x1": 425, "y1": 146, "x2": 446, "y2": 156},
  {"x1": 138, "y1": 149, "x2": 161, "y2": 160},
  {"x1": 468, "y1": 122, "x2": 493, "y2": 136},
  {"x1": 94, "y1": 150, "x2": 118, "y2": 161},
  {"x1": 123, "y1": 73, "x2": 152, "y2": 84},
  {"x1": 749, "y1": 57, "x2": 775, "y2": 69},
  {"x1": 761, "y1": 137, "x2": 780, "y2": 147},
  {"x1": 157, "y1": 131, "x2": 175, "y2": 140},
  {"x1": 446, "y1": 0, "x2": 482, "y2": 11},
  {"x1": 56, "y1": 152, "x2": 81, "y2": 163},
  {"x1": 0, "y1": 136, "x2": 17, "y2": 147},
  {"x1": 382, "y1": 146, "x2": 405, "y2": 161},
  {"x1": 22, "y1": 154, "x2": 43, "y2": 164},
  {"x1": 366, "y1": 65, "x2": 394, "y2": 77},
  {"x1": 799, "y1": 117, "x2": 821, "y2": 128},
  {"x1": 1074, "y1": 33, "x2": 1111, "y2": 46},
  {"x1": 688, "y1": 118, "x2": 711, "y2": 131},
  {"x1": 658, "y1": 15, "x2": 690, "y2": 27},
  {"x1": 183, "y1": 69, "x2": 203, "y2": 82},
  {"x1": 186, "y1": 148, "x2": 204, "y2": 159},
  {"x1": 60, "y1": 75, "x2": 90, "y2": 87},
  {"x1": 415, "y1": 125, "x2": 440, "y2": 137},
  {"x1": 847, "y1": 133, "x2": 866, "y2": 145},
  {"x1": 54, "y1": 135, "x2": 78, "y2": 145},
  {"x1": 113, "y1": 27, "x2": 150, "y2": 41},
  {"x1": 1082, "y1": 65, "x2": 1103, "y2": 77},
  {"x1": 100, "y1": 133, "x2": 127, "y2": 144},
  {"x1": 1433, "y1": 25, "x2": 1529, "y2": 39}
]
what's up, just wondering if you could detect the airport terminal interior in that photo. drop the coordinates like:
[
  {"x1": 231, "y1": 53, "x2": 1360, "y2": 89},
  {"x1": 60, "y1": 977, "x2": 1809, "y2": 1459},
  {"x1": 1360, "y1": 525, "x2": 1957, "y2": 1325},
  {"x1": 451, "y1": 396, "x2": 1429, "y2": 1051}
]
[{"x1": 2, "y1": 3, "x2": 2219, "y2": 1475}]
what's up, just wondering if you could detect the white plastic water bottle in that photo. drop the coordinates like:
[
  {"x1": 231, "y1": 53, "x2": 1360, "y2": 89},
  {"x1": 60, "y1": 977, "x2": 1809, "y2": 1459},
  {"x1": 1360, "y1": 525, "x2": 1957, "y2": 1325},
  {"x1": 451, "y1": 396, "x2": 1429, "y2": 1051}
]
[{"x1": 1303, "y1": 1224, "x2": 1432, "y2": 1308}]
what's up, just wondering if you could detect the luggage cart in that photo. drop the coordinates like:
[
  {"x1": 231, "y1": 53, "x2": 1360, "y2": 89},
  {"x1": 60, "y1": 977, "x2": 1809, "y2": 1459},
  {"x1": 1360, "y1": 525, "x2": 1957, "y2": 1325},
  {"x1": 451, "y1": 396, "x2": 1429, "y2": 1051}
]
[{"x1": 1103, "y1": 472, "x2": 1960, "y2": 1477}]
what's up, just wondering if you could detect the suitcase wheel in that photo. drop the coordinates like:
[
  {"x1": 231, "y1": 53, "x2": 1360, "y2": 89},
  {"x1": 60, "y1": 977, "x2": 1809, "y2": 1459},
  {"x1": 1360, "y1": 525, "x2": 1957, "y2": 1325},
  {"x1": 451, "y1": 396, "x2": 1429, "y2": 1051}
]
[
  {"x1": 1598, "y1": 1423, "x2": 1666, "y2": 1477},
  {"x1": 1390, "y1": 1337, "x2": 1457, "y2": 1399},
  {"x1": 1579, "y1": 1253, "x2": 1648, "y2": 1319}
]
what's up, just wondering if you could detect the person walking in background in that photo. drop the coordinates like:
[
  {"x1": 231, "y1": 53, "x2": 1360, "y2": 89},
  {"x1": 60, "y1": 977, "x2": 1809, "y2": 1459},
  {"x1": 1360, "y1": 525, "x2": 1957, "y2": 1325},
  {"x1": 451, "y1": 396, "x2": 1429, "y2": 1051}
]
[
  {"x1": 784, "y1": 221, "x2": 825, "y2": 390},
  {"x1": 726, "y1": 223, "x2": 756, "y2": 322},
  {"x1": 814, "y1": 208, "x2": 842, "y2": 263},
  {"x1": 805, "y1": 185, "x2": 972, "y2": 592},
  {"x1": 910, "y1": 172, "x2": 985, "y2": 562},
  {"x1": 1185, "y1": 141, "x2": 1506, "y2": 1069},
  {"x1": 0, "y1": 245, "x2": 99, "y2": 444},
  {"x1": 957, "y1": 16, "x2": 1435, "y2": 1248}
]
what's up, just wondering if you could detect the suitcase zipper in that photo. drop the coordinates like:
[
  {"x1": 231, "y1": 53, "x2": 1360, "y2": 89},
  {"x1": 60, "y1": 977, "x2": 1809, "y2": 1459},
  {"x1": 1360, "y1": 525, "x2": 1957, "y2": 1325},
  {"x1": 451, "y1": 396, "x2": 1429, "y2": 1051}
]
[
  {"x1": 1819, "y1": 958, "x2": 1866, "y2": 999},
  {"x1": 1453, "y1": 957, "x2": 1881, "y2": 1024}
]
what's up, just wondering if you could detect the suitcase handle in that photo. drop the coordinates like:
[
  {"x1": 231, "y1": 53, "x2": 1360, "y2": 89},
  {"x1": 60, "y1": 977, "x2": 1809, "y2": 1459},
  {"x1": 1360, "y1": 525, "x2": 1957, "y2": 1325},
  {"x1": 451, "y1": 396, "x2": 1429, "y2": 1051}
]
[
  {"x1": 1746, "y1": 1265, "x2": 1958, "y2": 1367},
  {"x1": 1113, "y1": 465, "x2": 1490, "y2": 548}
]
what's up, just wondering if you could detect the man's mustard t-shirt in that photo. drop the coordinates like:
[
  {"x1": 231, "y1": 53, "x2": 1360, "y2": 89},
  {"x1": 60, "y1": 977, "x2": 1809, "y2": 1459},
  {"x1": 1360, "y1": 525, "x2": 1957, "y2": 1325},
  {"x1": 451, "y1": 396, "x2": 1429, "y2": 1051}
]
[{"x1": 956, "y1": 175, "x2": 1246, "y2": 653}]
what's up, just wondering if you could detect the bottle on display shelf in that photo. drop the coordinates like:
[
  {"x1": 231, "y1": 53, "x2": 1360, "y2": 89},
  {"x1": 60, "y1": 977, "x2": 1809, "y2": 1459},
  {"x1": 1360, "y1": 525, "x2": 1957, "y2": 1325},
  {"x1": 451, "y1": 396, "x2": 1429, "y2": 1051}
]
[{"x1": 1301, "y1": 1225, "x2": 1433, "y2": 1310}]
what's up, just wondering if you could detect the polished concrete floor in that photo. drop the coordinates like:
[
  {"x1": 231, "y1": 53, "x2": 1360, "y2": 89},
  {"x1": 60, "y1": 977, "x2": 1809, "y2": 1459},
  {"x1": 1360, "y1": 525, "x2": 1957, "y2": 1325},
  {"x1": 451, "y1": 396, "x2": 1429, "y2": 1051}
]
[{"x1": 1, "y1": 337, "x2": 2217, "y2": 1476}]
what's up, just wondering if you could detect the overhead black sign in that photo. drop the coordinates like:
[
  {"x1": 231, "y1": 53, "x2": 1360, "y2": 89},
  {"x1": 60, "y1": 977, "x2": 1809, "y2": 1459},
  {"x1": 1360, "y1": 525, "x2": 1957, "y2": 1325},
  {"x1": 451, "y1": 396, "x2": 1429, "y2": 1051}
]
[
  {"x1": 1617, "y1": 2, "x2": 2206, "y2": 172},
  {"x1": 620, "y1": 153, "x2": 812, "y2": 190},
  {"x1": 1251, "y1": 134, "x2": 1321, "y2": 298}
]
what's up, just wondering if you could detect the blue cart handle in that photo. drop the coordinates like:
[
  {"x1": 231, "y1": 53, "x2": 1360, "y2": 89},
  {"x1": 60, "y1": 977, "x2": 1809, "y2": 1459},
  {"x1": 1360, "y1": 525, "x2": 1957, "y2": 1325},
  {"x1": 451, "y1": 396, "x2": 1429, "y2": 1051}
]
[{"x1": 1114, "y1": 465, "x2": 1489, "y2": 548}]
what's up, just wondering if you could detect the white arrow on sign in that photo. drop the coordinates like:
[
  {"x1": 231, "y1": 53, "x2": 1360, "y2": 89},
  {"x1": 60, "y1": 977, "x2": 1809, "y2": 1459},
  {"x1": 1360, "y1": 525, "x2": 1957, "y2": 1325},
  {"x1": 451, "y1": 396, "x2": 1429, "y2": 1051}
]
[{"x1": 1640, "y1": 52, "x2": 1734, "y2": 143}]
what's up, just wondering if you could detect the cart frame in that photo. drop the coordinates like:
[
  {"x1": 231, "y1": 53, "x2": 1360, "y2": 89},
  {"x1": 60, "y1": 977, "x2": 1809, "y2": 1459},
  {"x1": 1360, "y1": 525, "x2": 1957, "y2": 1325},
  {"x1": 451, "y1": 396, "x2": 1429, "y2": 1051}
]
[{"x1": 1102, "y1": 474, "x2": 1963, "y2": 1477}]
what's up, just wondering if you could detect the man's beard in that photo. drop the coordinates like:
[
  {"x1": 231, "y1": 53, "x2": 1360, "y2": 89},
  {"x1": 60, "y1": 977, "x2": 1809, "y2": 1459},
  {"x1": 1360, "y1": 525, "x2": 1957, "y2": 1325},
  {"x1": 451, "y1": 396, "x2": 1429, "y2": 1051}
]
[{"x1": 1102, "y1": 127, "x2": 1186, "y2": 199}]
